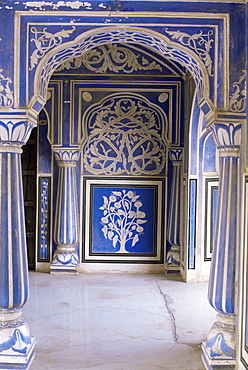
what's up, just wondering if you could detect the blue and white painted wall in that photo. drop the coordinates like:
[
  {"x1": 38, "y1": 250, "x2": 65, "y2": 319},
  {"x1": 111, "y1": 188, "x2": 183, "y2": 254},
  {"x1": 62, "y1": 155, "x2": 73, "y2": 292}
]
[
  {"x1": 0, "y1": 0, "x2": 246, "y2": 369},
  {"x1": 35, "y1": 43, "x2": 185, "y2": 273}
]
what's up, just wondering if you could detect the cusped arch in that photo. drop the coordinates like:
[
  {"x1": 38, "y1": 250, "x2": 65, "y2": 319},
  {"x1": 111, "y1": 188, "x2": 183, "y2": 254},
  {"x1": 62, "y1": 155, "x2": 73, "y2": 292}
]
[{"x1": 31, "y1": 26, "x2": 212, "y2": 113}]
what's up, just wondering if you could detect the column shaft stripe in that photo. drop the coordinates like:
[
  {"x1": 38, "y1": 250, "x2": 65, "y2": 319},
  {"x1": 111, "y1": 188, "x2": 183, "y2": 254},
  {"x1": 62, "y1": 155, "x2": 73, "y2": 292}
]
[
  {"x1": 175, "y1": 167, "x2": 180, "y2": 244},
  {"x1": 7, "y1": 153, "x2": 13, "y2": 307},
  {"x1": 211, "y1": 158, "x2": 225, "y2": 310},
  {"x1": 63, "y1": 167, "x2": 68, "y2": 242},
  {"x1": 167, "y1": 170, "x2": 174, "y2": 236},
  {"x1": 16, "y1": 154, "x2": 25, "y2": 306},
  {"x1": 72, "y1": 168, "x2": 79, "y2": 238},
  {"x1": 67, "y1": 168, "x2": 72, "y2": 241},
  {"x1": 55, "y1": 168, "x2": 62, "y2": 244},
  {"x1": 222, "y1": 158, "x2": 232, "y2": 312}
]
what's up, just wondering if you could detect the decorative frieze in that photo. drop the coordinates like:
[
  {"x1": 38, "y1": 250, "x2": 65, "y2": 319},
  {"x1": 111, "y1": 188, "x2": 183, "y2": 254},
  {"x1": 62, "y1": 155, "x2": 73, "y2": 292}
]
[
  {"x1": 29, "y1": 26, "x2": 76, "y2": 70},
  {"x1": 164, "y1": 29, "x2": 214, "y2": 76},
  {"x1": 56, "y1": 44, "x2": 163, "y2": 74},
  {"x1": 230, "y1": 70, "x2": 246, "y2": 113},
  {"x1": 38, "y1": 29, "x2": 206, "y2": 103}
]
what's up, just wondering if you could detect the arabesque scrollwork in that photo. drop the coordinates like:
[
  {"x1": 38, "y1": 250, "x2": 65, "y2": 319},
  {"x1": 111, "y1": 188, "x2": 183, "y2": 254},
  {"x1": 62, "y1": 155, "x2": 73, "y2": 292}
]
[
  {"x1": 0, "y1": 70, "x2": 13, "y2": 108},
  {"x1": 56, "y1": 44, "x2": 162, "y2": 73},
  {"x1": 164, "y1": 28, "x2": 214, "y2": 76},
  {"x1": 229, "y1": 70, "x2": 246, "y2": 113},
  {"x1": 39, "y1": 30, "x2": 206, "y2": 103},
  {"x1": 29, "y1": 26, "x2": 76, "y2": 70},
  {"x1": 83, "y1": 94, "x2": 168, "y2": 176}
]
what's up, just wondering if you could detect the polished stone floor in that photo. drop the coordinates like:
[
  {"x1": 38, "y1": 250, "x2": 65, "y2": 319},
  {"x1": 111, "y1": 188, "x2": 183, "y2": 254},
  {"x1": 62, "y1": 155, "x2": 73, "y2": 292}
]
[{"x1": 23, "y1": 272, "x2": 216, "y2": 370}]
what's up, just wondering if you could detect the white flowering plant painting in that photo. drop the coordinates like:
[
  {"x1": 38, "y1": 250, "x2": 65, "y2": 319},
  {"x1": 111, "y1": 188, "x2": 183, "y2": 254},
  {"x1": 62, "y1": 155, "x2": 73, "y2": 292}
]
[
  {"x1": 84, "y1": 179, "x2": 164, "y2": 262},
  {"x1": 99, "y1": 190, "x2": 147, "y2": 253}
]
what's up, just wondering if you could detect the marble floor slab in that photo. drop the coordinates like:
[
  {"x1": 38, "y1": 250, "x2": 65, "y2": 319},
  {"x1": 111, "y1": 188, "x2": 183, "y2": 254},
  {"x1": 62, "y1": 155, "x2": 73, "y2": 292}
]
[{"x1": 23, "y1": 272, "x2": 216, "y2": 370}]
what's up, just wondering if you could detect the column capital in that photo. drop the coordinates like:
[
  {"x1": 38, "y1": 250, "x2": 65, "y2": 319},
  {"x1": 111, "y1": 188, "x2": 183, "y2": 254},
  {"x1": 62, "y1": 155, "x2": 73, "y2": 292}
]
[
  {"x1": 168, "y1": 148, "x2": 183, "y2": 164},
  {"x1": 52, "y1": 145, "x2": 81, "y2": 166},
  {"x1": 0, "y1": 119, "x2": 36, "y2": 148},
  {"x1": 209, "y1": 122, "x2": 242, "y2": 150}
]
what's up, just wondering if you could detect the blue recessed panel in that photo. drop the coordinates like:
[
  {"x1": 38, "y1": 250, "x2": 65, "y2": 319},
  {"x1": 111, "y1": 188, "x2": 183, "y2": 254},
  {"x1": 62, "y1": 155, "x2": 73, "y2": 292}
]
[
  {"x1": 92, "y1": 186, "x2": 155, "y2": 254},
  {"x1": 203, "y1": 134, "x2": 216, "y2": 173},
  {"x1": 211, "y1": 187, "x2": 218, "y2": 254},
  {"x1": 37, "y1": 177, "x2": 51, "y2": 262},
  {"x1": 83, "y1": 178, "x2": 165, "y2": 263},
  {"x1": 188, "y1": 179, "x2": 197, "y2": 269}
]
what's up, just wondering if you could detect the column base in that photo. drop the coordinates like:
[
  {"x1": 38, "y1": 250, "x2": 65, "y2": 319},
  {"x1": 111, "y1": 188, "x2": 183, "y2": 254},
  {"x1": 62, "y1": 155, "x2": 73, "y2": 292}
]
[
  {"x1": 0, "y1": 310, "x2": 36, "y2": 369},
  {"x1": 202, "y1": 313, "x2": 236, "y2": 369},
  {"x1": 165, "y1": 245, "x2": 180, "y2": 274},
  {"x1": 50, "y1": 249, "x2": 79, "y2": 274}
]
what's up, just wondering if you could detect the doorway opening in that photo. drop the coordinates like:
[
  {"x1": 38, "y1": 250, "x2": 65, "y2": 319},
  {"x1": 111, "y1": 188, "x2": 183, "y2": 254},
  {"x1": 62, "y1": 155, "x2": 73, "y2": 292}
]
[{"x1": 22, "y1": 127, "x2": 37, "y2": 269}]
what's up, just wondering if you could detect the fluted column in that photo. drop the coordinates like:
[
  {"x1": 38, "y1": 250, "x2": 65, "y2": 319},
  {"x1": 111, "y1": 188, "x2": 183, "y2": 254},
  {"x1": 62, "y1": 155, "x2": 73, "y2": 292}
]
[
  {"x1": 202, "y1": 123, "x2": 242, "y2": 369},
  {"x1": 0, "y1": 119, "x2": 36, "y2": 369},
  {"x1": 50, "y1": 146, "x2": 80, "y2": 274},
  {"x1": 165, "y1": 149, "x2": 183, "y2": 273}
]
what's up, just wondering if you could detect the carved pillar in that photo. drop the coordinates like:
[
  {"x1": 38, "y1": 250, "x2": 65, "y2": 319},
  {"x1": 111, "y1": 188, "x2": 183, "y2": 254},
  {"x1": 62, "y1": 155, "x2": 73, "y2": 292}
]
[
  {"x1": 50, "y1": 146, "x2": 80, "y2": 274},
  {"x1": 165, "y1": 149, "x2": 183, "y2": 273},
  {"x1": 202, "y1": 123, "x2": 242, "y2": 369},
  {"x1": 0, "y1": 119, "x2": 36, "y2": 369}
]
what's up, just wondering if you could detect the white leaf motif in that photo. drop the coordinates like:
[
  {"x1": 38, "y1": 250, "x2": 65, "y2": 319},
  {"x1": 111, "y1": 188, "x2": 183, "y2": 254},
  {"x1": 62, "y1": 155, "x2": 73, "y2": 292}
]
[
  {"x1": 124, "y1": 201, "x2": 129, "y2": 208},
  {"x1": 103, "y1": 196, "x2": 108, "y2": 205},
  {"x1": 132, "y1": 195, "x2": 140, "y2": 202},
  {"x1": 101, "y1": 225, "x2": 108, "y2": 238},
  {"x1": 128, "y1": 211, "x2": 135, "y2": 218},
  {"x1": 108, "y1": 231, "x2": 114, "y2": 240},
  {"x1": 113, "y1": 235, "x2": 118, "y2": 248},
  {"x1": 137, "y1": 226, "x2": 144, "y2": 233},
  {"x1": 137, "y1": 211, "x2": 146, "y2": 218},
  {"x1": 132, "y1": 234, "x2": 139, "y2": 247},
  {"x1": 137, "y1": 219, "x2": 147, "y2": 224},
  {"x1": 112, "y1": 191, "x2": 122, "y2": 197}
]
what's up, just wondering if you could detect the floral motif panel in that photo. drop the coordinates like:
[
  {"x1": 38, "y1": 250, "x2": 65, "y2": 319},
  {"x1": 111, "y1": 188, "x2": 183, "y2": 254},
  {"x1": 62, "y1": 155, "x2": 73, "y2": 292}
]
[
  {"x1": 83, "y1": 178, "x2": 165, "y2": 263},
  {"x1": 82, "y1": 92, "x2": 168, "y2": 176}
]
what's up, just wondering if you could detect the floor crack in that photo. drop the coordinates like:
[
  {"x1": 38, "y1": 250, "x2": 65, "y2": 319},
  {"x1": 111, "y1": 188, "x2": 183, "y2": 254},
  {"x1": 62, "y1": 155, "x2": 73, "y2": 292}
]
[
  {"x1": 156, "y1": 280, "x2": 179, "y2": 343},
  {"x1": 156, "y1": 280, "x2": 203, "y2": 347}
]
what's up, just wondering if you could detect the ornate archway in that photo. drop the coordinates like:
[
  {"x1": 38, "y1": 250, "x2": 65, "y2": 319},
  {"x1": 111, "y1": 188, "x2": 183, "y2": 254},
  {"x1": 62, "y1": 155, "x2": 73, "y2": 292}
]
[{"x1": 30, "y1": 26, "x2": 212, "y2": 115}]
